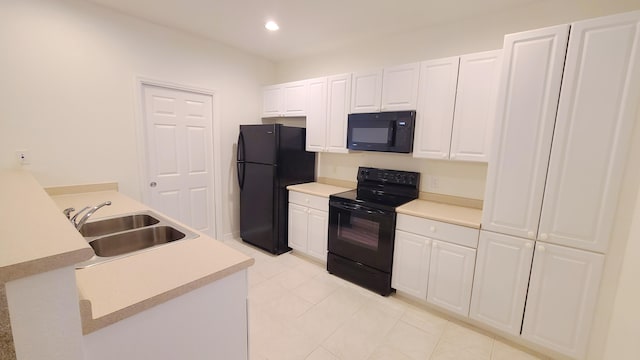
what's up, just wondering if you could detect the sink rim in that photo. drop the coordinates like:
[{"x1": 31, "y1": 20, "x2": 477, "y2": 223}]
[{"x1": 75, "y1": 210, "x2": 200, "y2": 269}]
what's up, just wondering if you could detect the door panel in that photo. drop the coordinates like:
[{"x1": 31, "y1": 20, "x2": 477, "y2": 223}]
[
  {"x1": 143, "y1": 84, "x2": 215, "y2": 236},
  {"x1": 326, "y1": 74, "x2": 351, "y2": 153},
  {"x1": 240, "y1": 163, "x2": 276, "y2": 251},
  {"x1": 412, "y1": 57, "x2": 459, "y2": 159},
  {"x1": 522, "y1": 243, "x2": 604, "y2": 358},
  {"x1": 481, "y1": 25, "x2": 570, "y2": 240},
  {"x1": 470, "y1": 231, "x2": 534, "y2": 335},
  {"x1": 381, "y1": 63, "x2": 420, "y2": 111},
  {"x1": 450, "y1": 50, "x2": 502, "y2": 162},
  {"x1": 427, "y1": 240, "x2": 476, "y2": 316},
  {"x1": 239, "y1": 124, "x2": 278, "y2": 165},
  {"x1": 539, "y1": 12, "x2": 640, "y2": 252},
  {"x1": 351, "y1": 70, "x2": 383, "y2": 113},
  {"x1": 307, "y1": 209, "x2": 328, "y2": 261},
  {"x1": 391, "y1": 230, "x2": 431, "y2": 299}
]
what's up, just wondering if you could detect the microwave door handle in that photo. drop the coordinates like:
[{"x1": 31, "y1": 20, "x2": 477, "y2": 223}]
[{"x1": 388, "y1": 121, "x2": 396, "y2": 145}]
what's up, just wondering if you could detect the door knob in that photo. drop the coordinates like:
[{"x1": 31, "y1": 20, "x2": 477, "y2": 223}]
[{"x1": 150, "y1": 181, "x2": 157, "y2": 188}]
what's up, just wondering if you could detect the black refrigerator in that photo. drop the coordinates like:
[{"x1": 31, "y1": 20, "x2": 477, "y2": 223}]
[{"x1": 237, "y1": 124, "x2": 316, "y2": 254}]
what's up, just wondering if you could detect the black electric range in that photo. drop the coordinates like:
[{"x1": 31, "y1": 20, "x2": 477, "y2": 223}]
[{"x1": 327, "y1": 167, "x2": 420, "y2": 295}]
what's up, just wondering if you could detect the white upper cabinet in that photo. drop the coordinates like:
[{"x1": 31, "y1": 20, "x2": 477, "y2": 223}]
[
  {"x1": 381, "y1": 63, "x2": 421, "y2": 111},
  {"x1": 450, "y1": 50, "x2": 502, "y2": 162},
  {"x1": 481, "y1": 25, "x2": 570, "y2": 239},
  {"x1": 412, "y1": 57, "x2": 460, "y2": 159},
  {"x1": 522, "y1": 243, "x2": 604, "y2": 359},
  {"x1": 351, "y1": 63, "x2": 420, "y2": 113},
  {"x1": 470, "y1": 231, "x2": 534, "y2": 335},
  {"x1": 350, "y1": 69, "x2": 383, "y2": 113},
  {"x1": 305, "y1": 77, "x2": 328, "y2": 152},
  {"x1": 261, "y1": 80, "x2": 308, "y2": 118},
  {"x1": 412, "y1": 50, "x2": 501, "y2": 162},
  {"x1": 325, "y1": 74, "x2": 352, "y2": 153},
  {"x1": 262, "y1": 85, "x2": 283, "y2": 118},
  {"x1": 538, "y1": 11, "x2": 640, "y2": 253}
]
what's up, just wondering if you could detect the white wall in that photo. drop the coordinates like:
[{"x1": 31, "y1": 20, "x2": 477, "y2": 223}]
[{"x1": 0, "y1": 0, "x2": 275, "y2": 239}]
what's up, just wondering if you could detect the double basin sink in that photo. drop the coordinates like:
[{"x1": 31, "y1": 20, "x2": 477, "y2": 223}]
[{"x1": 76, "y1": 210, "x2": 199, "y2": 268}]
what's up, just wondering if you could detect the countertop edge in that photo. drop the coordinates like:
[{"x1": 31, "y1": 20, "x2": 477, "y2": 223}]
[
  {"x1": 0, "y1": 248, "x2": 94, "y2": 284},
  {"x1": 79, "y1": 257, "x2": 254, "y2": 334}
]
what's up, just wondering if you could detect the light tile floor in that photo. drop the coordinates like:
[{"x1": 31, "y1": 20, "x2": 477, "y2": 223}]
[{"x1": 224, "y1": 239, "x2": 547, "y2": 360}]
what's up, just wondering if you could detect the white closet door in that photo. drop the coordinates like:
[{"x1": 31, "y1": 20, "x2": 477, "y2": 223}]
[
  {"x1": 522, "y1": 243, "x2": 604, "y2": 359},
  {"x1": 470, "y1": 231, "x2": 534, "y2": 335},
  {"x1": 481, "y1": 25, "x2": 570, "y2": 240},
  {"x1": 538, "y1": 11, "x2": 640, "y2": 253}
]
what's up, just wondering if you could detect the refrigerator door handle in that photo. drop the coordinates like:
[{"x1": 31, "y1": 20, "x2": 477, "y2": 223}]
[
  {"x1": 237, "y1": 162, "x2": 245, "y2": 190},
  {"x1": 237, "y1": 131, "x2": 245, "y2": 162}
]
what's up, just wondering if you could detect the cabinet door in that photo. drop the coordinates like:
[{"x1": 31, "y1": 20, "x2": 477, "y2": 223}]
[
  {"x1": 288, "y1": 203, "x2": 308, "y2": 252},
  {"x1": 427, "y1": 240, "x2": 476, "y2": 316},
  {"x1": 282, "y1": 81, "x2": 308, "y2": 116},
  {"x1": 381, "y1": 63, "x2": 420, "y2": 111},
  {"x1": 350, "y1": 69, "x2": 383, "y2": 113},
  {"x1": 412, "y1": 57, "x2": 459, "y2": 159},
  {"x1": 469, "y1": 231, "x2": 534, "y2": 335},
  {"x1": 538, "y1": 12, "x2": 640, "y2": 253},
  {"x1": 326, "y1": 73, "x2": 351, "y2": 153},
  {"x1": 305, "y1": 77, "x2": 328, "y2": 152},
  {"x1": 307, "y1": 209, "x2": 328, "y2": 261},
  {"x1": 522, "y1": 243, "x2": 604, "y2": 359},
  {"x1": 391, "y1": 230, "x2": 431, "y2": 299},
  {"x1": 450, "y1": 50, "x2": 502, "y2": 162},
  {"x1": 481, "y1": 25, "x2": 570, "y2": 240},
  {"x1": 262, "y1": 85, "x2": 282, "y2": 118}
]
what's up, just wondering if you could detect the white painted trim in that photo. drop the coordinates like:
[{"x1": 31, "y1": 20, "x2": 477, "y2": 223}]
[{"x1": 133, "y1": 77, "x2": 223, "y2": 240}]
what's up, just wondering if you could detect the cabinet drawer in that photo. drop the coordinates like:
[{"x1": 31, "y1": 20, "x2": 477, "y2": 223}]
[
  {"x1": 397, "y1": 214, "x2": 479, "y2": 248},
  {"x1": 288, "y1": 191, "x2": 328, "y2": 211}
]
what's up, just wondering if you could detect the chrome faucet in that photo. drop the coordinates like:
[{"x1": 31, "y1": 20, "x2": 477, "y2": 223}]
[{"x1": 66, "y1": 201, "x2": 112, "y2": 231}]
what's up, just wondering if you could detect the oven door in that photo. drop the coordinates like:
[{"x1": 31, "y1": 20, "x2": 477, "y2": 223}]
[{"x1": 328, "y1": 200, "x2": 396, "y2": 272}]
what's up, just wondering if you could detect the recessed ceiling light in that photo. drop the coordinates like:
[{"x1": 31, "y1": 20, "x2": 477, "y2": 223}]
[{"x1": 265, "y1": 21, "x2": 279, "y2": 31}]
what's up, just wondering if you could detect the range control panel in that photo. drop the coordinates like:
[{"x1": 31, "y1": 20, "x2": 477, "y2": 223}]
[{"x1": 357, "y1": 167, "x2": 420, "y2": 187}]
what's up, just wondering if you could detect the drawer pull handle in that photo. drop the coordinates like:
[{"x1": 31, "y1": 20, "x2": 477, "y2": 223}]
[
  {"x1": 430, "y1": 226, "x2": 436, "y2": 232},
  {"x1": 537, "y1": 245, "x2": 546, "y2": 252},
  {"x1": 539, "y1": 233, "x2": 548, "y2": 241}
]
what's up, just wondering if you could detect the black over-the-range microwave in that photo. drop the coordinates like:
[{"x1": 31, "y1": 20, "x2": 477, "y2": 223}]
[{"x1": 346, "y1": 110, "x2": 416, "y2": 153}]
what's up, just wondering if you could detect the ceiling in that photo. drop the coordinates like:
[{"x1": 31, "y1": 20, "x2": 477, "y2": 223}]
[{"x1": 85, "y1": 0, "x2": 544, "y2": 61}]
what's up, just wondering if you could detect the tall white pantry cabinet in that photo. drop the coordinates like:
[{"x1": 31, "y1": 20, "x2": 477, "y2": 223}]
[{"x1": 476, "y1": 11, "x2": 640, "y2": 359}]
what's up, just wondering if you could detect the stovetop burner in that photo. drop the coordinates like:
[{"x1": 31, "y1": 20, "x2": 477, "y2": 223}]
[{"x1": 330, "y1": 167, "x2": 420, "y2": 210}]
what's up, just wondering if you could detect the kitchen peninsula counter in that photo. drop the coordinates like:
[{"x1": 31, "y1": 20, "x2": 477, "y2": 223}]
[{"x1": 50, "y1": 190, "x2": 254, "y2": 334}]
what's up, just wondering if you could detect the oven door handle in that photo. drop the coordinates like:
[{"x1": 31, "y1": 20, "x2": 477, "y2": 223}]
[{"x1": 330, "y1": 202, "x2": 389, "y2": 216}]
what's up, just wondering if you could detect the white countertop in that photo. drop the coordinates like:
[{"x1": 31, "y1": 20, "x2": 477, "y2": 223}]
[
  {"x1": 0, "y1": 170, "x2": 93, "y2": 283},
  {"x1": 397, "y1": 199, "x2": 482, "y2": 229},
  {"x1": 287, "y1": 182, "x2": 352, "y2": 197},
  {"x1": 27, "y1": 187, "x2": 254, "y2": 334}
]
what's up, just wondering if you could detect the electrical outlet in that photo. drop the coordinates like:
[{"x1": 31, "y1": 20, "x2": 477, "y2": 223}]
[
  {"x1": 16, "y1": 150, "x2": 30, "y2": 165},
  {"x1": 427, "y1": 175, "x2": 439, "y2": 191}
]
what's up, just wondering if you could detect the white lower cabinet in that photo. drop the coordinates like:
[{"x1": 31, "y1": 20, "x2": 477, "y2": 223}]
[
  {"x1": 392, "y1": 230, "x2": 431, "y2": 299},
  {"x1": 288, "y1": 191, "x2": 329, "y2": 262},
  {"x1": 469, "y1": 231, "x2": 534, "y2": 335},
  {"x1": 521, "y1": 242, "x2": 604, "y2": 359},
  {"x1": 427, "y1": 240, "x2": 476, "y2": 316},
  {"x1": 393, "y1": 214, "x2": 478, "y2": 317}
]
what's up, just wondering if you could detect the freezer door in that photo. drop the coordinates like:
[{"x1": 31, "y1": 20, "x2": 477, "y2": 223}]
[
  {"x1": 240, "y1": 162, "x2": 277, "y2": 252},
  {"x1": 239, "y1": 124, "x2": 278, "y2": 165}
]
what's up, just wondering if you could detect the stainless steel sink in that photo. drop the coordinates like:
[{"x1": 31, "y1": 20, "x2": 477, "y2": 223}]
[
  {"x1": 75, "y1": 211, "x2": 199, "y2": 268},
  {"x1": 89, "y1": 226, "x2": 186, "y2": 257},
  {"x1": 79, "y1": 214, "x2": 159, "y2": 237}
]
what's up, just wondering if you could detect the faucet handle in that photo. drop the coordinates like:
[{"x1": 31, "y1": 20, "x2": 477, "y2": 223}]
[
  {"x1": 63, "y1": 207, "x2": 75, "y2": 219},
  {"x1": 70, "y1": 206, "x2": 91, "y2": 225}
]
